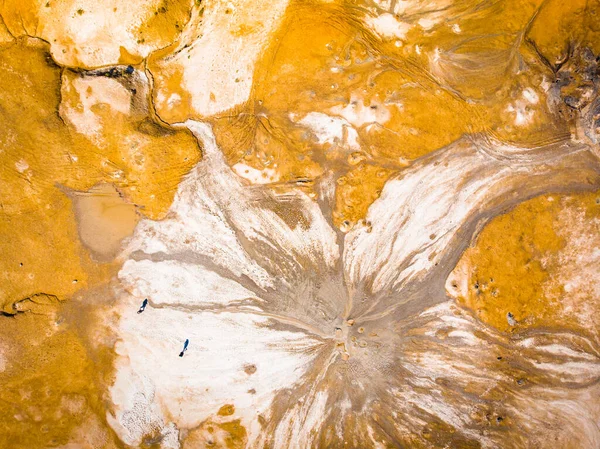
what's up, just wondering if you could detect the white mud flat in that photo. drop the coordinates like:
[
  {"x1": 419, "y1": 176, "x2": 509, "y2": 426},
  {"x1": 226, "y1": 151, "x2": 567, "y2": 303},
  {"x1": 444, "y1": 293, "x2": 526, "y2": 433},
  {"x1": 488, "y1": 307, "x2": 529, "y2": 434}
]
[{"x1": 106, "y1": 119, "x2": 600, "y2": 448}]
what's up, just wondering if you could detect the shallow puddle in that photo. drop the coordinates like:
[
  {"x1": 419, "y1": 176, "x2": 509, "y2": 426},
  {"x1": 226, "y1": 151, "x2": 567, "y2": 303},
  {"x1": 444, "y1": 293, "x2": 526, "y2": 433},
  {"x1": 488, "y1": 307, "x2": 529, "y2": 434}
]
[{"x1": 70, "y1": 184, "x2": 140, "y2": 262}]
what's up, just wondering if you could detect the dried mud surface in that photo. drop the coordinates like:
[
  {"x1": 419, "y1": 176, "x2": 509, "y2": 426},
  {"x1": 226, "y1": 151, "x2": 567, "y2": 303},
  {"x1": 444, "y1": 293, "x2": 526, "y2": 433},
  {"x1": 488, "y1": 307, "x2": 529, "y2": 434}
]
[{"x1": 1, "y1": 0, "x2": 600, "y2": 448}]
